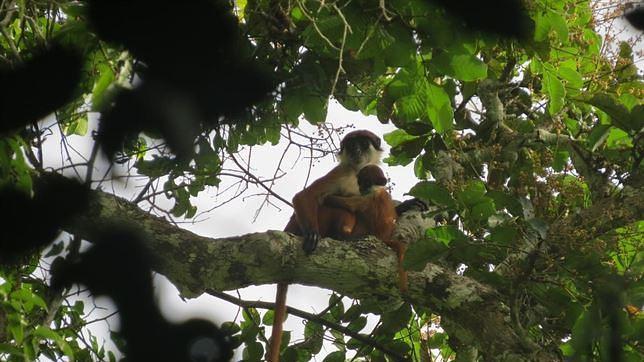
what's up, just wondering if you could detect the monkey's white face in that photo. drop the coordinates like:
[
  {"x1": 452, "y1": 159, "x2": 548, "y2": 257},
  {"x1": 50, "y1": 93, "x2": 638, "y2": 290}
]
[{"x1": 337, "y1": 140, "x2": 382, "y2": 170}]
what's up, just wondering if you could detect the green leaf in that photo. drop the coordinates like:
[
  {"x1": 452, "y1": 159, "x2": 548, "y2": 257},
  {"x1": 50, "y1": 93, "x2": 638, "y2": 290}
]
[
  {"x1": 346, "y1": 336, "x2": 364, "y2": 350},
  {"x1": 64, "y1": 116, "x2": 88, "y2": 136},
  {"x1": 587, "y1": 124, "x2": 611, "y2": 151},
  {"x1": 8, "y1": 321, "x2": 24, "y2": 344},
  {"x1": 11, "y1": 287, "x2": 47, "y2": 312},
  {"x1": 403, "y1": 238, "x2": 449, "y2": 271},
  {"x1": 91, "y1": 63, "x2": 115, "y2": 111},
  {"x1": 384, "y1": 129, "x2": 417, "y2": 147},
  {"x1": 281, "y1": 90, "x2": 304, "y2": 123},
  {"x1": 563, "y1": 117, "x2": 580, "y2": 135},
  {"x1": 220, "y1": 321, "x2": 241, "y2": 336},
  {"x1": 388, "y1": 339, "x2": 411, "y2": 354},
  {"x1": 393, "y1": 94, "x2": 425, "y2": 122},
  {"x1": 449, "y1": 54, "x2": 488, "y2": 81},
  {"x1": 242, "y1": 307, "x2": 261, "y2": 324},
  {"x1": 486, "y1": 191, "x2": 523, "y2": 217},
  {"x1": 558, "y1": 66, "x2": 583, "y2": 91},
  {"x1": 488, "y1": 226, "x2": 518, "y2": 245},
  {"x1": 34, "y1": 326, "x2": 74, "y2": 357},
  {"x1": 432, "y1": 49, "x2": 487, "y2": 81},
  {"x1": 347, "y1": 316, "x2": 367, "y2": 332},
  {"x1": 470, "y1": 199, "x2": 496, "y2": 222},
  {"x1": 303, "y1": 321, "x2": 324, "y2": 353},
  {"x1": 570, "y1": 308, "x2": 597, "y2": 358},
  {"x1": 281, "y1": 346, "x2": 311, "y2": 362},
  {"x1": 383, "y1": 24, "x2": 415, "y2": 66},
  {"x1": 235, "y1": 0, "x2": 247, "y2": 19},
  {"x1": 302, "y1": 95, "x2": 328, "y2": 124},
  {"x1": 242, "y1": 341, "x2": 264, "y2": 361},
  {"x1": 388, "y1": 136, "x2": 426, "y2": 166},
  {"x1": 428, "y1": 332, "x2": 448, "y2": 349},
  {"x1": 323, "y1": 351, "x2": 346, "y2": 362},
  {"x1": 543, "y1": 71, "x2": 565, "y2": 115},
  {"x1": 585, "y1": 93, "x2": 636, "y2": 132},
  {"x1": 328, "y1": 293, "x2": 344, "y2": 320},
  {"x1": 425, "y1": 84, "x2": 453, "y2": 133},
  {"x1": 291, "y1": 6, "x2": 304, "y2": 22},
  {"x1": 0, "y1": 343, "x2": 22, "y2": 355},
  {"x1": 381, "y1": 303, "x2": 412, "y2": 333},
  {"x1": 185, "y1": 204, "x2": 197, "y2": 219},
  {"x1": 262, "y1": 310, "x2": 275, "y2": 325},
  {"x1": 553, "y1": 150, "x2": 569, "y2": 171},
  {"x1": 534, "y1": 11, "x2": 568, "y2": 43},
  {"x1": 136, "y1": 156, "x2": 175, "y2": 178},
  {"x1": 605, "y1": 128, "x2": 632, "y2": 148},
  {"x1": 73, "y1": 300, "x2": 85, "y2": 314},
  {"x1": 425, "y1": 225, "x2": 466, "y2": 246},
  {"x1": 630, "y1": 104, "x2": 643, "y2": 128},
  {"x1": 548, "y1": 12, "x2": 569, "y2": 43},
  {"x1": 533, "y1": 12, "x2": 551, "y2": 42},
  {"x1": 342, "y1": 304, "x2": 364, "y2": 323},
  {"x1": 386, "y1": 78, "x2": 412, "y2": 99},
  {"x1": 280, "y1": 331, "x2": 292, "y2": 351},
  {"x1": 61, "y1": 2, "x2": 87, "y2": 17},
  {"x1": 457, "y1": 180, "x2": 486, "y2": 207},
  {"x1": 377, "y1": 87, "x2": 395, "y2": 123},
  {"x1": 409, "y1": 181, "x2": 455, "y2": 208}
]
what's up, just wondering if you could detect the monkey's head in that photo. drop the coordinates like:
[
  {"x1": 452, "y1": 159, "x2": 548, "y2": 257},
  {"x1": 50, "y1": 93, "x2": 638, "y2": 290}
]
[
  {"x1": 357, "y1": 165, "x2": 387, "y2": 194},
  {"x1": 338, "y1": 130, "x2": 382, "y2": 169}
]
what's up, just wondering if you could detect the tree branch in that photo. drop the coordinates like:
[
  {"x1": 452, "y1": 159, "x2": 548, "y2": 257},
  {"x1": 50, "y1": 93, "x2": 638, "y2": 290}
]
[
  {"x1": 205, "y1": 289, "x2": 405, "y2": 360},
  {"x1": 53, "y1": 174, "x2": 566, "y2": 360}
]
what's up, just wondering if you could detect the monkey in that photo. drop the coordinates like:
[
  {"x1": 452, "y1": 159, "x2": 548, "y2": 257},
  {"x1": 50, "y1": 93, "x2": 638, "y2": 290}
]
[
  {"x1": 283, "y1": 205, "x2": 356, "y2": 241},
  {"x1": 325, "y1": 165, "x2": 408, "y2": 292},
  {"x1": 269, "y1": 130, "x2": 383, "y2": 362},
  {"x1": 286, "y1": 129, "x2": 384, "y2": 253}
]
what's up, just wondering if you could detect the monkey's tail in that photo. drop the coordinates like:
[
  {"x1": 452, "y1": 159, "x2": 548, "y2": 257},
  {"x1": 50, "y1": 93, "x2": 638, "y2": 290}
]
[
  {"x1": 268, "y1": 282, "x2": 288, "y2": 362},
  {"x1": 397, "y1": 244, "x2": 408, "y2": 293},
  {"x1": 385, "y1": 240, "x2": 408, "y2": 292}
]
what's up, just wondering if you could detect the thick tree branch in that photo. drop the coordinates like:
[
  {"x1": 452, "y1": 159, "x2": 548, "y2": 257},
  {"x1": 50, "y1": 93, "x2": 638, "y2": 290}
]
[{"x1": 57, "y1": 177, "x2": 566, "y2": 360}]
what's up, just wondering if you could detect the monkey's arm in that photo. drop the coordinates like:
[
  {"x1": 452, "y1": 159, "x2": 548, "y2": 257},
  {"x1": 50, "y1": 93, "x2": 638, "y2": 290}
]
[
  {"x1": 324, "y1": 195, "x2": 372, "y2": 213},
  {"x1": 292, "y1": 166, "x2": 349, "y2": 254}
]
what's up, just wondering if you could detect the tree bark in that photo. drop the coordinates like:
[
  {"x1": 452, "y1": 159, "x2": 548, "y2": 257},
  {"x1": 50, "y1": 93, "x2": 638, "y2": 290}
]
[{"x1": 56, "y1": 183, "x2": 570, "y2": 361}]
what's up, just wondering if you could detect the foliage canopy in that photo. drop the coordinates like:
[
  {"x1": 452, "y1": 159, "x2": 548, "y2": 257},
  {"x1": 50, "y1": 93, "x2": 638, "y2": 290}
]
[{"x1": 0, "y1": 0, "x2": 642, "y2": 361}]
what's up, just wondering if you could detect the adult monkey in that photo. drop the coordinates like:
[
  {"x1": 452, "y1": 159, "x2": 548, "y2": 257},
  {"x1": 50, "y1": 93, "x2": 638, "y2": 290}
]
[{"x1": 270, "y1": 130, "x2": 383, "y2": 362}]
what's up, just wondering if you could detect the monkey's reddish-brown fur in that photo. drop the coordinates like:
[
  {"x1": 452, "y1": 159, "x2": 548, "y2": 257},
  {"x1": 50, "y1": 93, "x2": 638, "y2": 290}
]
[
  {"x1": 283, "y1": 206, "x2": 356, "y2": 240},
  {"x1": 270, "y1": 130, "x2": 382, "y2": 362},
  {"x1": 325, "y1": 165, "x2": 408, "y2": 292}
]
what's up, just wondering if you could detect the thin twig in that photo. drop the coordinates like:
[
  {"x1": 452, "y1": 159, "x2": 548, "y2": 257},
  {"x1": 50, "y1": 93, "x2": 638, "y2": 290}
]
[
  {"x1": 85, "y1": 141, "x2": 100, "y2": 186},
  {"x1": 329, "y1": 18, "x2": 348, "y2": 97},
  {"x1": 206, "y1": 289, "x2": 405, "y2": 360},
  {"x1": 229, "y1": 153, "x2": 293, "y2": 207},
  {"x1": 296, "y1": 0, "x2": 340, "y2": 51}
]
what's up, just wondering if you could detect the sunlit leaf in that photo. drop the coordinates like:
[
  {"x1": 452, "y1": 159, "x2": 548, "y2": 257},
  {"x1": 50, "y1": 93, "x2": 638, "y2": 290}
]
[
  {"x1": 425, "y1": 84, "x2": 453, "y2": 133},
  {"x1": 543, "y1": 71, "x2": 565, "y2": 115}
]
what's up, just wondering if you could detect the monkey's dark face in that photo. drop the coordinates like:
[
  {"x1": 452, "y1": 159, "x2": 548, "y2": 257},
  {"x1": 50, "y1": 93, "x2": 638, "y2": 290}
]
[
  {"x1": 358, "y1": 165, "x2": 387, "y2": 194},
  {"x1": 339, "y1": 131, "x2": 382, "y2": 169}
]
